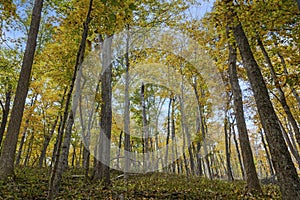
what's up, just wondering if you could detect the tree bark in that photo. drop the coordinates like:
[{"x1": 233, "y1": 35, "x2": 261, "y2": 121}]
[
  {"x1": 224, "y1": 114, "x2": 234, "y2": 181},
  {"x1": 165, "y1": 97, "x2": 172, "y2": 172},
  {"x1": 231, "y1": 123, "x2": 245, "y2": 180},
  {"x1": 47, "y1": 1, "x2": 92, "y2": 198},
  {"x1": 124, "y1": 25, "x2": 131, "y2": 179},
  {"x1": 259, "y1": 129, "x2": 274, "y2": 177},
  {"x1": 39, "y1": 116, "x2": 59, "y2": 168},
  {"x1": 0, "y1": 0, "x2": 43, "y2": 180},
  {"x1": 93, "y1": 35, "x2": 113, "y2": 185},
  {"x1": 257, "y1": 37, "x2": 300, "y2": 149},
  {"x1": 233, "y1": 22, "x2": 300, "y2": 199},
  {"x1": 141, "y1": 82, "x2": 149, "y2": 172},
  {"x1": 0, "y1": 85, "x2": 12, "y2": 147},
  {"x1": 227, "y1": 37, "x2": 261, "y2": 191}
]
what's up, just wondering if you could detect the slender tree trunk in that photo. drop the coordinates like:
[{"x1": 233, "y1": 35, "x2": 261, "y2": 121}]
[
  {"x1": 141, "y1": 82, "x2": 149, "y2": 172},
  {"x1": 259, "y1": 129, "x2": 275, "y2": 176},
  {"x1": 179, "y1": 73, "x2": 195, "y2": 175},
  {"x1": 116, "y1": 131, "x2": 122, "y2": 169},
  {"x1": 71, "y1": 143, "x2": 76, "y2": 167},
  {"x1": 193, "y1": 80, "x2": 210, "y2": 178},
  {"x1": 0, "y1": 85, "x2": 12, "y2": 147},
  {"x1": 124, "y1": 25, "x2": 131, "y2": 179},
  {"x1": 93, "y1": 35, "x2": 113, "y2": 185},
  {"x1": 257, "y1": 37, "x2": 300, "y2": 149},
  {"x1": 165, "y1": 97, "x2": 172, "y2": 172},
  {"x1": 0, "y1": 0, "x2": 43, "y2": 180},
  {"x1": 273, "y1": 40, "x2": 300, "y2": 109},
  {"x1": 278, "y1": 122, "x2": 300, "y2": 169},
  {"x1": 16, "y1": 94, "x2": 37, "y2": 166},
  {"x1": 24, "y1": 130, "x2": 34, "y2": 166},
  {"x1": 227, "y1": 37, "x2": 261, "y2": 191},
  {"x1": 50, "y1": 115, "x2": 63, "y2": 169},
  {"x1": 232, "y1": 20, "x2": 300, "y2": 198},
  {"x1": 231, "y1": 123, "x2": 245, "y2": 180},
  {"x1": 171, "y1": 97, "x2": 177, "y2": 174},
  {"x1": 60, "y1": 65, "x2": 83, "y2": 172},
  {"x1": 15, "y1": 119, "x2": 29, "y2": 166},
  {"x1": 39, "y1": 115, "x2": 59, "y2": 168},
  {"x1": 224, "y1": 115, "x2": 234, "y2": 181},
  {"x1": 48, "y1": 1, "x2": 92, "y2": 198}
]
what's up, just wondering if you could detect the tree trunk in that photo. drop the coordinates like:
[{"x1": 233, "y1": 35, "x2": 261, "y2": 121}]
[
  {"x1": 273, "y1": 39, "x2": 300, "y2": 110},
  {"x1": 259, "y1": 129, "x2": 275, "y2": 176},
  {"x1": 0, "y1": 85, "x2": 12, "y2": 147},
  {"x1": 257, "y1": 37, "x2": 300, "y2": 149},
  {"x1": 233, "y1": 21, "x2": 300, "y2": 199},
  {"x1": 227, "y1": 37, "x2": 261, "y2": 191},
  {"x1": 39, "y1": 115, "x2": 59, "y2": 168},
  {"x1": 141, "y1": 82, "x2": 149, "y2": 172},
  {"x1": 16, "y1": 94, "x2": 37, "y2": 166},
  {"x1": 278, "y1": 121, "x2": 300, "y2": 169},
  {"x1": 224, "y1": 115, "x2": 234, "y2": 181},
  {"x1": 15, "y1": 119, "x2": 29, "y2": 166},
  {"x1": 232, "y1": 123, "x2": 245, "y2": 180},
  {"x1": 0, "y1": 0, "x2": 43, "y2": 180},
  {"x1": 165, "y1": 97, "x2": 172, "y2": 172},
  {"x1": 47, "y1": 1, "x2": 92, "y2": 198},
  {"x1": 93, "y1": 35, "x2": 113, "y2": 185},
  {"x1": 24, "y1": 130, "x2": 34, "y2": 166},
  {"x1": 124, "y1": 25, "x2": 131, "y2": 179}
]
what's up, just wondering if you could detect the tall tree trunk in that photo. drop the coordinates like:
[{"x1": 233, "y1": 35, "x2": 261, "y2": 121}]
[
  {"x1": 257, "y1": 37, "x2": 300, "y2": 149},
  {"x1": 224, "y1": 114, "x2": 234, "y2": 181},
  {"x1": 124, "y1": 25, "x2": 131, "y2": 179},
  {"x1": 15, "y1": 119, "x2": 29, "y2": 166},
  {"x1": 171, "y1": 97, "x2": 177, "y2": 174},
  {"x1": 0, "y1": 85, "x2": 12, "y2": 147},
  {"x1": 232, "y1": 21, "x2": 300, "y2": 198},
  {"x1": 39, "y1": 115, "x2": 59, "y2": 168},
  {"x1": 165, "y1": 97, "x2": 172, "y2": 172},
  {"x1": 232, "y1": 123, "x2": 245, "y2": 180},
  {"x1": 227, "y1": 37, "x2": 261, "y2": 191},
  {"x1": 193, "y1": 79, "x2": 210, "y2": 178},
  {"x1": 273, "y1": 39, "x2": 300, "y2": 109},
  {"x1": 60, "y1": 65, "x2": 83, "y2": 172},
  {"x1": 47, "y1": 1, "x2": 92, "y2": 198},
  {"x1": 16, "y1": 94, "x2": 37, "y2": 166},
  {"x1": 178, "y1": 70, "x2": 194, "y2": 175},
  {"x1": 141, "y1": 82, "x2": 149, "y2": 172},
  {"x1": 23, "y1": 129, "x2": 35, "y2": 166},
  {"x1": 0, "y1": 0, "x2": 43, "y2": 180},
  {"x1": 278, "y1": 121, "x2": 300, "y2": 169},
  {"x1": 93, "y1": 35, "x2": 113, "y2": 185},
  {"x1": 259, "y1": 129, "x2": 275, "y2": 176}
]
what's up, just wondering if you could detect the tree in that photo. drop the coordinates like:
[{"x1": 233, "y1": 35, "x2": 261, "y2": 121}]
[
  {"x1": 47, "y1": 0, "x2": 93, "y2": 198},
  {"x1": 227, "y1": 32, "x2": 261, "y2": 192},
  {"x1": 0, "y1": 0, "x2": 43, "y2": 180},
  {"x1": 93, "y1": 35, "x2": 113, "y2": 184},
  {"x1": 232, "y1": 12, "x2": 300, "y2": 200}
]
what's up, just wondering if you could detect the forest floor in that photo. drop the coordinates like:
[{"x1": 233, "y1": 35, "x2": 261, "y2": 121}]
[{"x1": 0, "y1": 167, "x2": 280, "y2": 199}]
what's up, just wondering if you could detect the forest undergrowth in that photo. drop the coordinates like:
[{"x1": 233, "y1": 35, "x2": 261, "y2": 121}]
[{"x1": 0, "y1": 167, "x2": 280, "y2": 199}]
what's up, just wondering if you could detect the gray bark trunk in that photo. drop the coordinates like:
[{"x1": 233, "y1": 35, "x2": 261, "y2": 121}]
[
  {"x1": 47, "y1": 1, "x2": 92, "y2": 198},
  {"x1": 0, "y1": 0, "x2": 43, "y2": 180},
  {"x1": 259, "y1": 130, "x2": 275, "y2": 176},
  {"x1": 228, "y1": 38, "x2": 261, "y2": 191},
  {"x1": 257, "y1": 37, "x2": 300, "y2": 150},
  {"x1": 141, "y1": 82, "x2": 149, "y2": 172},
  {"x1": 93, "y1": 35, "x2": 113, "y2": 185},
  {"x1": 124, "y1": 25, "x2": 131, "y2": 179},
  {"x1": 233, "y1": 22, "x2": 300, "y2": 199},
  {"x1": 0, "y1": 84, "x2": 12, "y2": 147}
]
